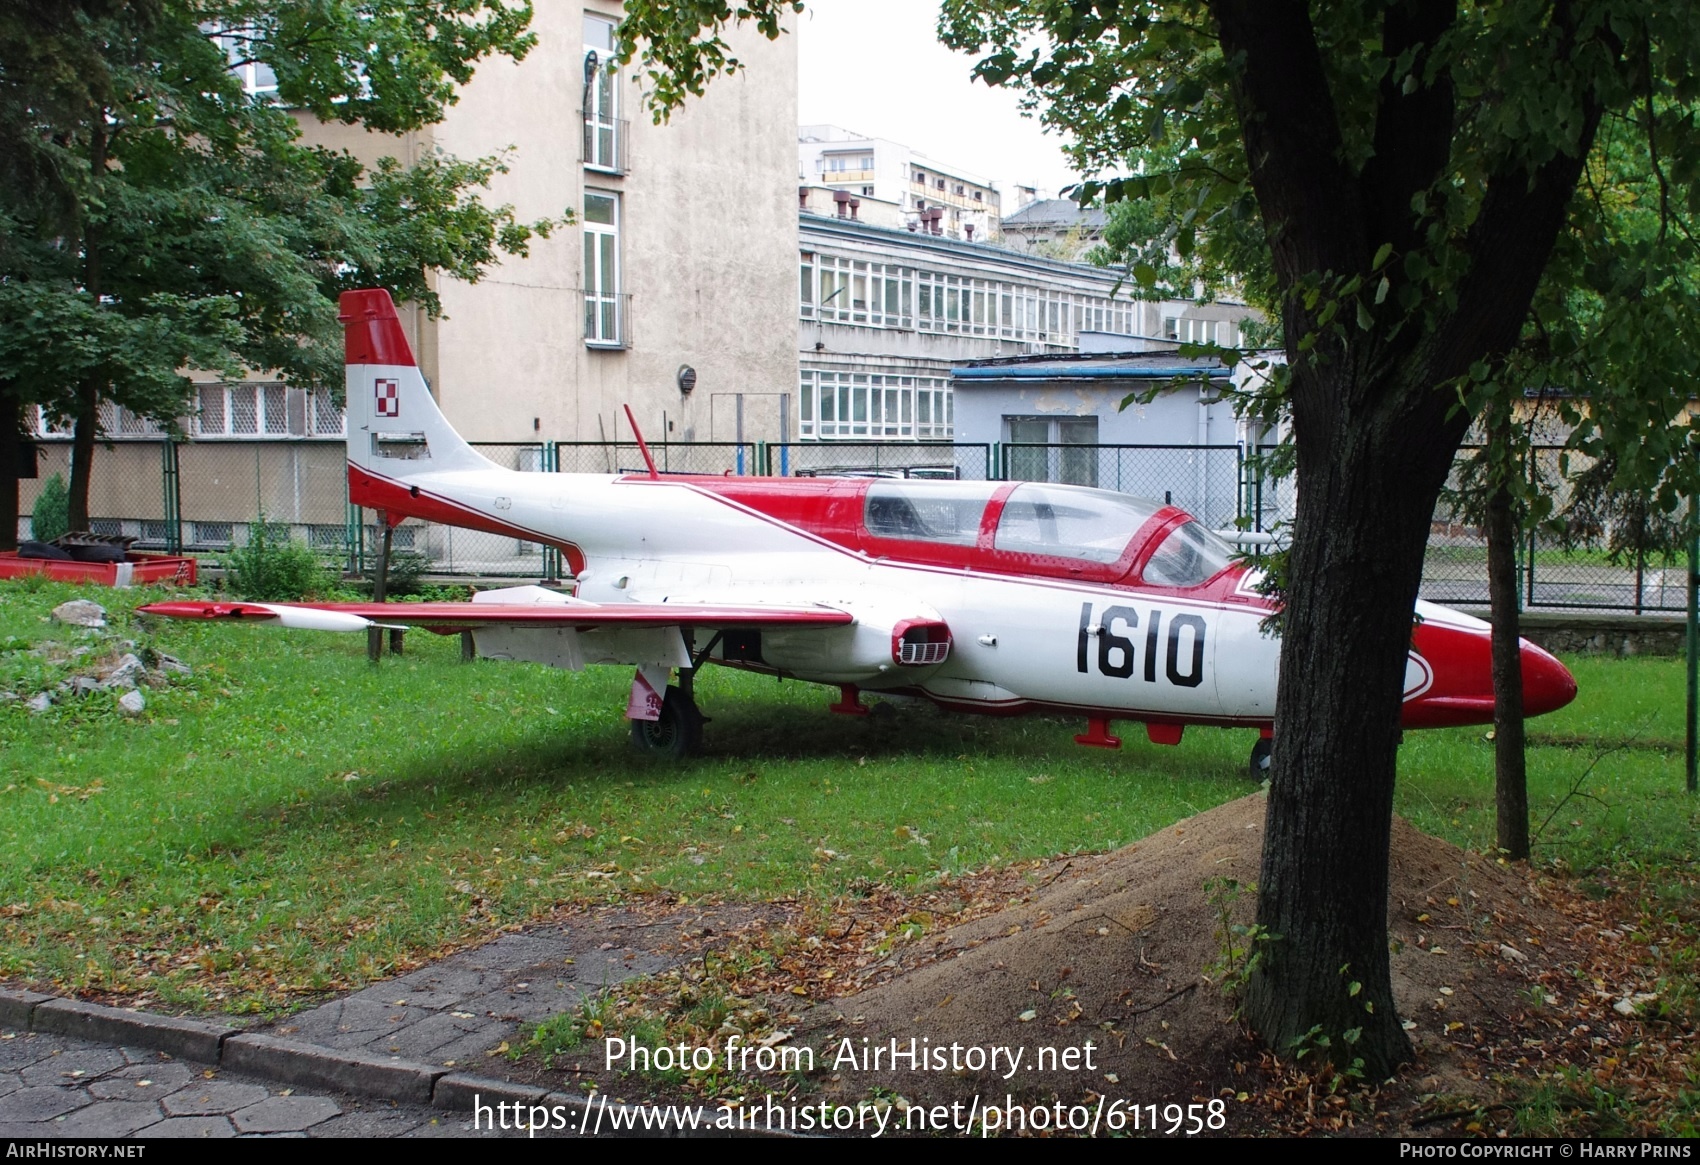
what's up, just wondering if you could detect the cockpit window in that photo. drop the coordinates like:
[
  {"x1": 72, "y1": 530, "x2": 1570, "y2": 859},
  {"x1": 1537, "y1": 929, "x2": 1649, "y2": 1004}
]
[
  {"x1": 1142, "y1": 521, "x2": 1236, "y2": 587},
  {"x1": 992, "y1": 484, "x2": 1161, "y2": 564},
  {"x1": 864, "y1": 481, "x2": 994, "y2": 546}
]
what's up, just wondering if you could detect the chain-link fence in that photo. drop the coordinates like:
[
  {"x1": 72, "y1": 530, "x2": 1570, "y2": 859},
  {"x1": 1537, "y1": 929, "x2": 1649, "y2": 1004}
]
[
  {"x1": 14, "y1": 435, "x2": 1695, "y2": 612},
  {"x1": 768, "y1": 442, "x2": 993, "y2": 480},
  {"x1": 555, "y1": 441, "x2": 756, "y2": 477},
  {"x1": 1002, "y1": 443, "x2": 1245, "y2": 530}
]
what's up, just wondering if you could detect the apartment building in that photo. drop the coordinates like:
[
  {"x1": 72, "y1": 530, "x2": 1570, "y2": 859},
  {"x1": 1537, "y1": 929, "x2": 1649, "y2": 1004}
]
[
  {"x1": 799, "y1": 124, "x2": 1001, "y2": 242},
  {"x1": 796, "y1": 212, "x2": 1257, "y2": 447}
]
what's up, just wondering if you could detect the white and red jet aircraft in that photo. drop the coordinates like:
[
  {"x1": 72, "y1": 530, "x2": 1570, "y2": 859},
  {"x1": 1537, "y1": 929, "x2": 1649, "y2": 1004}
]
[{"x1": 141, "y1": 290, "x2": 1577, "y2": 772}]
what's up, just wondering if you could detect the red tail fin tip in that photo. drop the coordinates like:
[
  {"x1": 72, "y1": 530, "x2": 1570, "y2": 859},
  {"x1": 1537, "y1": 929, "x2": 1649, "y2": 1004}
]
[{"x1": 337, "y1": 289, "x2": 416, "y2": 367}]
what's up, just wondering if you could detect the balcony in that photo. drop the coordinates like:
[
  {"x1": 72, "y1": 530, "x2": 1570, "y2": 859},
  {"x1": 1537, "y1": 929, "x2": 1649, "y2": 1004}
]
[
  {"x1": 583, "y1": 291, "x2": 632, "y2": 350},
  {"x1": 582, "y1": 114, "x2": 629, "y2": 175}
]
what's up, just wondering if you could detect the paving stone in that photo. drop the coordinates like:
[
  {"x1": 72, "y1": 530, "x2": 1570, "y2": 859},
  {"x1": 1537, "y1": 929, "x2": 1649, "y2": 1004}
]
[
  {"x1": 280, "y1": 996, "x2": 415, "y2": 1043},
  {"x1": 161, "y1": 1080, "x2": 270, "y2": 1116},
  {"x1": 52, "y1": 1100, "x2": 165, "y2": 1137},
  {"x1": 0, "y1": 1085, "x2": 91, "y2": 1123},
  {"x1": 0, "y1": 1071, "x2": 20, "y2": 1097},
  {"x1": 19, "y1": 1046, "x2": 126, "y2": 1086},
  {"x1": 369, "y1": 1009, "x2": 496, "y2": 1061},
  {"x1": 231, "y1": 1095, "x2": 342, "y2": 1133},
  {"x1": 89, "y1": 1068, "x2": 194, "y2": 1100},
  {"x1": 0, "y1": 1034, "x2": 62, "y2": 1070},
  {"x1": 404, "y1": 1028, "x2": 513, "y2": 1070},
  {"x1": 86, "y1": 1061, "x2": 195, "y2": 1099},
  {"x1": 386, "y1": 966, "x2": 499, "y2": 1008},
  {"x1": 309, "y1": 1108, "x2": 428, "y2": 1138},
  {"x1": 135, "y1": 1115, "x2": 238, "y2": 1138},
  {"x1": 401, "y1": 1113, "x2": 530, "y2": 1138}
]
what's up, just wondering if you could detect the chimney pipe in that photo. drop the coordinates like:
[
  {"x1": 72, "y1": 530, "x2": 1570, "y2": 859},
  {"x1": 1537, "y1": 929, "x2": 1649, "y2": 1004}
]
[
  {"x1": 848, "y1": 198, "x2": 860, "y2": 221},
  {"x1": 964, "y1": 223, "x2": 974, "y2": 240},
  {"x1": 832, "y1": 188, "x2": 851, "y2": 218}
]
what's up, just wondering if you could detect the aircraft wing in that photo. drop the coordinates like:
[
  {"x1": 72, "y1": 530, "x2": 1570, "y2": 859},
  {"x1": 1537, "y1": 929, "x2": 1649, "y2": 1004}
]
[{"x1": 137, "y1": 598, "x2": 854, "y2": 633}]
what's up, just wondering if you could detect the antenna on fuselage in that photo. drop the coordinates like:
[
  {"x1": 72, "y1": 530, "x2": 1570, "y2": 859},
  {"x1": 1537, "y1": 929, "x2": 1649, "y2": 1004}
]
[{"x1": 622, "y1": 404, "x2": 660, "y2": 480}]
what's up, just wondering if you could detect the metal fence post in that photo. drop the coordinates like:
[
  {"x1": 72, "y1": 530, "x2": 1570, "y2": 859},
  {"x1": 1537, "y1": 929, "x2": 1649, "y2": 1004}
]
[
  {"x1": 161, "y1": 438, "x2": 183, "y2": 553},
  {"x1": 1688, "y1": 513, "x2": 1698, "y2": 794},
  {"x1": 544, "y1": 441, "x2": 559, "y2": 582},
  {"x1": 755, "y1": 441, "x2": 767, "y2": 479}
]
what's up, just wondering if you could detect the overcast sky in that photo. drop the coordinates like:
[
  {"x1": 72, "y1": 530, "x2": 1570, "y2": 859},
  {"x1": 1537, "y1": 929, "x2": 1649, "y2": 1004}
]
[{"x1": 795, "y1": 0, "x2": 1083, "y2": 202}]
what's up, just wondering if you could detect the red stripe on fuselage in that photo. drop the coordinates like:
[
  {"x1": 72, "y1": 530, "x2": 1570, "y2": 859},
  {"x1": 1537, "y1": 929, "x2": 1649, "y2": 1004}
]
[{"x1": 348, "y1": 463, "x2": 587, "y2": 575}]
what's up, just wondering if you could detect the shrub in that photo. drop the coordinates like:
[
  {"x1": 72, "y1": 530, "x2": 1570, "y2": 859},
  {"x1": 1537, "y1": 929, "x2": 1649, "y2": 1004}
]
[
  {"x1": 224, "y1": 519, "x2": 335, "y2": 601},
  {"x1": 31, "y1": 474, "x2": 70, "y2": 543},
  {"x1": 368, "y1": 548, "x2": 431, "y2": 597}
]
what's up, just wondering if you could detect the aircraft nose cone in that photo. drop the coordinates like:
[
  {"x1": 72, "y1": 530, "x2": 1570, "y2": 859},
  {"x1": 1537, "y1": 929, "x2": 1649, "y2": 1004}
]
[{"x1": 1520, "y1": 640, "x2": 1577, "y2": 718}]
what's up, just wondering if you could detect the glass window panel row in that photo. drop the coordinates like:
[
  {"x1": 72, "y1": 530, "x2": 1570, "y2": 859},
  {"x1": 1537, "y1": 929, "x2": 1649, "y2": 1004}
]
[
  {"x1": 798, "y1": 371, "x2": 953, "y2": 441},
  {"x1": 799, "y1": 251, "x2": 1138, "y2": 345}
]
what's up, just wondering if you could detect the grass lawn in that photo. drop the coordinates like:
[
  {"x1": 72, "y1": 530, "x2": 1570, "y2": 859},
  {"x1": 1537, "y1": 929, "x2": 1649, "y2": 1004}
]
[{"x1": 2, "y1": 579, "x2": 1695, "y2": 1014}]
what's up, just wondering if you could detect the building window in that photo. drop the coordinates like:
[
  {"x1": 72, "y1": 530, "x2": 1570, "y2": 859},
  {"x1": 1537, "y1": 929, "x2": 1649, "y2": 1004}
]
[
  {"x1": 1004, "y1": 416, "x2": 1099, "y2": 486},
  {"x1": 1164, "y1": 317, "x2": 1221, "y2": 345},
  {"x1": 218, "y1": 31, "x2": 278, "y2": 97},
  {"x1": 583, "y1": 191, "x2": 626, "y2": 347},
  {"x1": 805, "y1": 254, "x2": 911, "y2": 329},
  {"x1": 583, "y1": 15, "x2": 624, "y2": 172},
  {"x1": 798, "y1": 371, "x2": 951, "y2": 440},
  {"x1": 192, "y1": 384, "x2": 342, "y2": 437}
]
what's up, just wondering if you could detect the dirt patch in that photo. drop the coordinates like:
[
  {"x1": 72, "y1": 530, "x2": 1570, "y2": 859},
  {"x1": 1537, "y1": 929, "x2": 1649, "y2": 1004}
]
[
  {"x1": 777, "y1": 793, "x2": 1584, "y2": 1132},
  {"x1": 499, "y1": 793, "x2": 1668, "y2": 1135}
]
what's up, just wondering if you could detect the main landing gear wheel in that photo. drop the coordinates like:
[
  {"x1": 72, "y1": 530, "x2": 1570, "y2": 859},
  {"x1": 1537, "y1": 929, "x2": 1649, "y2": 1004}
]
[
  {"x1": 630, "y1": 686, "x2": 705, "y2": 759},
  {"x1": 1249, "y1": 736, "x2": 1273, "y2": 781}
]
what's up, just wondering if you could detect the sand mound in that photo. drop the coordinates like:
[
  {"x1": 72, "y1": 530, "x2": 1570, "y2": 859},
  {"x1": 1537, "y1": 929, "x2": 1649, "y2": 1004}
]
[{"x1": 801, "y1": 792, "x2": 1577, "y2": 1119}]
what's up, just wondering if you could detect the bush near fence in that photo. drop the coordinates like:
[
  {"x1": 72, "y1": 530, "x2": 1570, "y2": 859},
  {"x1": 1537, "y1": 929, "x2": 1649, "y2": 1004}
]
[{"x1": 13, "y1": 436, "x2": 1690, "y2": 612}]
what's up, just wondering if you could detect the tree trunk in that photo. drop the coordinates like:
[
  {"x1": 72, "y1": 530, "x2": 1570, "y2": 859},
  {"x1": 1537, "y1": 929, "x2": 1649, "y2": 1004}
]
[
  {"x1": 67, "y1": 377, "x2": 99, "y2": 533},
  {"x1": 69, "y1": 121, "x2": 106, "y2": 534},
  {"x1": 0, "y1": 392, "x2": 22, "y2": 552},
  {"x1": 1487, "y1": 481, "x2": 1529, "y2": 860},
  {"x1": 1244, "y1": 403, "x2": 1457, "y2": 1079}
]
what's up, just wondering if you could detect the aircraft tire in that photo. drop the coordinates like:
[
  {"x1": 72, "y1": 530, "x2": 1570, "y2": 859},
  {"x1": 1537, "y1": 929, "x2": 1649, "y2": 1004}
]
[
  {"x1": 1249, "y1": 736, "x2": 1273, "y2": 780},
  {"x1": 630, "y1": 686, "x2": 704, "y2": 759}
]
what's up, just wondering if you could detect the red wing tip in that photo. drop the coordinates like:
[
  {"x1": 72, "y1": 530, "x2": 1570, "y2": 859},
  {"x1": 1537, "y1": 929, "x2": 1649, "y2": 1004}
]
[{"x1": 138, "y1": 602, "x2": 277, "y2": 620}]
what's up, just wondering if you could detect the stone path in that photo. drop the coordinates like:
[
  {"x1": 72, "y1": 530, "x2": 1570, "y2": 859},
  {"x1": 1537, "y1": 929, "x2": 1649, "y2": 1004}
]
[
  {"x1": 0, "y1": 1030, "x2": 528, "y2": 1139},
  {"x1": 0, "y1": 907, "x2": 758, "y2": 1140},
  {"x1": 258, "y1": 917, "x2": 668, "y2": 1070}
]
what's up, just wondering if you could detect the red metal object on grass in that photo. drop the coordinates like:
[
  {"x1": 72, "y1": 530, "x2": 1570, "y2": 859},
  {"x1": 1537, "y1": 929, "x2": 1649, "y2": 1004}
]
[{"x1": 0, "y1": 552, "x2": 198, "y2": 588}]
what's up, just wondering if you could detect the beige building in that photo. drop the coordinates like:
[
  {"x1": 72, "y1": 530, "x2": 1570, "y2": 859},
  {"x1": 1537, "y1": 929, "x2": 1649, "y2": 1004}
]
[
  {"x1": 22, "y1": 7, "x2": 801, "y2": 562},
  {"x1": 311, "y1": 7, "x2": 800, "y2": 448}
]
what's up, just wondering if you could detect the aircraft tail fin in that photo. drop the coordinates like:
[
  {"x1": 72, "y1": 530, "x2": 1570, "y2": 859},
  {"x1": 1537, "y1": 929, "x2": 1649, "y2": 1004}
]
[{"x1": 339, "y1": 289, "x2": 493, "y2": 484}]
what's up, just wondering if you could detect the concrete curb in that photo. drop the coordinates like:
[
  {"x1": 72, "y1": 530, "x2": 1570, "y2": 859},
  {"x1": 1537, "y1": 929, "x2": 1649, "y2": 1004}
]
[
  {"x1": 0, "y1": 986, "x2": 800, "y2": 1137},
  {"x1": 0, "y1": 988, "x2": 50, "y2": 1032},
  {"x1": 223, "y1": 1034, "x2": 446, "y2": 1106},
  {"x1": 32, "y1": 997, "x2": 237, "y2": 1063},
  {"x1": 432, "y1": 1073, "x2": 549, "y2": 1112}
]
